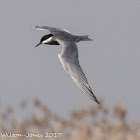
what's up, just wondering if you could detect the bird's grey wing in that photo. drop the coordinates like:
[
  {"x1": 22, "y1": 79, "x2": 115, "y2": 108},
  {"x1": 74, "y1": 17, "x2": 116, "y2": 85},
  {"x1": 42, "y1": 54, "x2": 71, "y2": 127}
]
[
  {"x1": 33, "y1": 26, "x2": 71, "y2": 34},
  {"x1": 58, "y1": 42, "x2": 100, "y2": 104}
]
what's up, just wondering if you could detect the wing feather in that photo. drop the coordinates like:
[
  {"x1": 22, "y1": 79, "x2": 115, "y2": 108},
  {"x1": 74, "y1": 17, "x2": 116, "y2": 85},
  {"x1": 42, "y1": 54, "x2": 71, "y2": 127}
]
[
  {"x1": 58, "y1": 42, "x2": 100, "y2": 104},
  {"x1": 71, "y1": 60, "x2": 100, "y2": 104},
  {"x1": 33, "y1": 26, "x2": 71, "y2": 34}
]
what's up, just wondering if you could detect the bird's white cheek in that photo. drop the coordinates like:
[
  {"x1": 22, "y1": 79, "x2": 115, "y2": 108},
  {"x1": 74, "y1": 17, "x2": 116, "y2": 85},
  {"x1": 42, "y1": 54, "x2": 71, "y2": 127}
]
[{"x1": 42, "y1": 37, "x2": 53, "y2": 44}]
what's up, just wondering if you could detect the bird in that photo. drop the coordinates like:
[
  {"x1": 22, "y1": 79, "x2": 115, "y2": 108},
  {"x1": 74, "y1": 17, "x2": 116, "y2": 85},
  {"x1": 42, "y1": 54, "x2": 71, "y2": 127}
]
[{"x1": 33, "y1": 25, "x2": 100, "y2": 104}]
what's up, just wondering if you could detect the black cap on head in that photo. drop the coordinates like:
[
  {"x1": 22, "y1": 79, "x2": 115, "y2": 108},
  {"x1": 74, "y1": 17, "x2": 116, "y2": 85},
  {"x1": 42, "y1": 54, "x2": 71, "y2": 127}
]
[
  {"x1": 35, "y1": 34, "x2": 59, "y2": 48},
  {"x1": 40, "y1": 34, "x2": 60, "y2": 45},
  {"x1": 40, "y1": 34, "x2": 53, "y2": 42}
]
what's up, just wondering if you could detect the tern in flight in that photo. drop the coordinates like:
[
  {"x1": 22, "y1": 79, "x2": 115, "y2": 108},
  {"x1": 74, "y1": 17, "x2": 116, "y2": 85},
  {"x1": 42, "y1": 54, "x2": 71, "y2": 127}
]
[{"x1": 33, "y1": 25, "x2": 100, "y2": 104}]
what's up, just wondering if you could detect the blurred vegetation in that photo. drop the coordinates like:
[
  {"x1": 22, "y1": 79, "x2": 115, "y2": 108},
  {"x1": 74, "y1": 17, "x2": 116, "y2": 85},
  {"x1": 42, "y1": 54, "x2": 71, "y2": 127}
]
[{"x1": 0, "y1": 98, "x2": 140, "y2": 140}]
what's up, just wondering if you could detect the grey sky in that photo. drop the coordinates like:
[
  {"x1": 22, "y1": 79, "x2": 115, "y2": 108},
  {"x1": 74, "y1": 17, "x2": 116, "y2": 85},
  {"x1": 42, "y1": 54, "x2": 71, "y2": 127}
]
[{"x1": 0, "y1": 0, "x2": 139, "y2": 120}]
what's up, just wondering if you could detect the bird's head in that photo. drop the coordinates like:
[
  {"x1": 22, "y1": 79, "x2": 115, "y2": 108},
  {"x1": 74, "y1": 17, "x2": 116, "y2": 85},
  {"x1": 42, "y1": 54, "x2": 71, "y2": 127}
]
[{"x1": 35, "y1": 34, "x2": 59, "y2": 47}]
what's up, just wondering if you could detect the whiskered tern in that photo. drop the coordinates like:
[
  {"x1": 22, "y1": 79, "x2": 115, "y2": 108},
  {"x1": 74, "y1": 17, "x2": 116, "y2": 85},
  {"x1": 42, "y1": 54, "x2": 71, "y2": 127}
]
[{"x1": 33, "y1": 26, "x2": 100, "y2": 104}]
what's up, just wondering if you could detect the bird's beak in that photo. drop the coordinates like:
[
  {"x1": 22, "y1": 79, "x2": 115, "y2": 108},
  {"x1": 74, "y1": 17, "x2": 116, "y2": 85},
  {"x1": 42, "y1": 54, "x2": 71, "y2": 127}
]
[{"x1": 35, "y1": 42, "x2": 42, "y2": 48}]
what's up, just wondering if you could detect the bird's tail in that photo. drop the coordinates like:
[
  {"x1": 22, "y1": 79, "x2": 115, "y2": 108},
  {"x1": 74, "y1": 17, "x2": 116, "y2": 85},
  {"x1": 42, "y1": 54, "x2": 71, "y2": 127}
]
[{"x1": 75, "y1": 35, "x2": 93, "y2": 42}]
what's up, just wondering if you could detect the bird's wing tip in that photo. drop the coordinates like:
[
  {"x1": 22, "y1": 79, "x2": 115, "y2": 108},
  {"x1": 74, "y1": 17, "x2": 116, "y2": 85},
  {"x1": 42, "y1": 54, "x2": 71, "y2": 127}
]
[
  {"x1": 94, "y1": 98, "x2": 100, "y2": 105},
  {"x1": 32, "y1": 26, "x2": 39, "y2": 30}
]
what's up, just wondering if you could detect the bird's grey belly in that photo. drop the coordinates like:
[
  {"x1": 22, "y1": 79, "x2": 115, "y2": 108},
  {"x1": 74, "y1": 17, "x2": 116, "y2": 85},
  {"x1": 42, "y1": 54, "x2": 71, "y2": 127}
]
[{"x1": 57, "y1": 40, "x2": 78, "y2": 73}]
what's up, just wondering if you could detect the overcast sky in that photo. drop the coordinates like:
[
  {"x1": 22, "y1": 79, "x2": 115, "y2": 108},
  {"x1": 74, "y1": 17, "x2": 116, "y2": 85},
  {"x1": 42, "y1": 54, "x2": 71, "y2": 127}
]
[{"x1": 0, "y1": 0, "x2": 140, "y2": 120}]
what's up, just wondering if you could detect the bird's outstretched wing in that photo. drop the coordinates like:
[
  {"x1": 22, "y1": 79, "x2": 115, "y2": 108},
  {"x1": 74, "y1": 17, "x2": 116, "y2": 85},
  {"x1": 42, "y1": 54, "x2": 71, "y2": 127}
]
[
  {"x1": 33, "y1": 26, "x2": 71, "y2": 34},
  {"x1": 58, "y1": 41, "x2": 100, "y2": 104}
]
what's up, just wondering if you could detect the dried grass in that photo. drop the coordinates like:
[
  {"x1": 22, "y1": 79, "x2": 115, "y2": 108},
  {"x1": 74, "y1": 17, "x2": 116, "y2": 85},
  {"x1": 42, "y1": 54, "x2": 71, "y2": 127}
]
[{"x1": 0, "y1": 98, "x2": 139, "y2": 140}]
